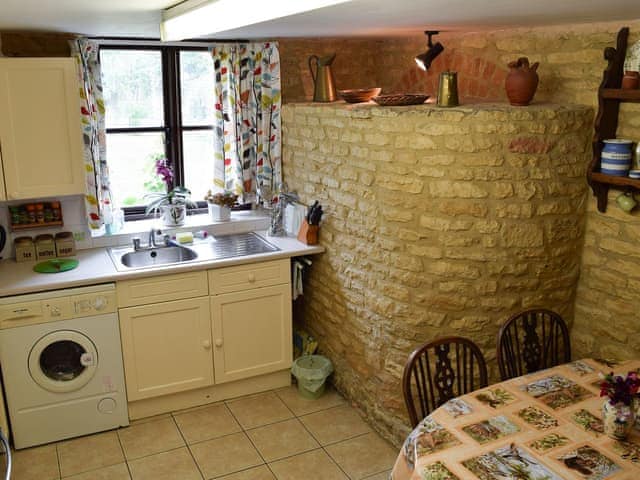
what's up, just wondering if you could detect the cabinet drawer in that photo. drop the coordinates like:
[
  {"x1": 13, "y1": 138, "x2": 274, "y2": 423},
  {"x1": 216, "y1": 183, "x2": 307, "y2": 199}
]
[
  {"x1": 117, "y1": 271, "x2": 208, "y2": 308},
  {"x1": 209, "y1": 259, "x2": 289, "y2": 295}
]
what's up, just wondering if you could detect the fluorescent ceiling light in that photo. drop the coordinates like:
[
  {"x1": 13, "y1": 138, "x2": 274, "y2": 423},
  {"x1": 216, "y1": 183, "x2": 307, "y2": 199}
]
[{"x1": 161, "y1": 0, "x2": 352, "y2": 41}]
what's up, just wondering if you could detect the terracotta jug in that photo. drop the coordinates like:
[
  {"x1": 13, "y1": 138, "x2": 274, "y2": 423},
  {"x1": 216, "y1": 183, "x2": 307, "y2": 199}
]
[{"x1": 505, "y1": 57, "x2": 539, "y2": 106}]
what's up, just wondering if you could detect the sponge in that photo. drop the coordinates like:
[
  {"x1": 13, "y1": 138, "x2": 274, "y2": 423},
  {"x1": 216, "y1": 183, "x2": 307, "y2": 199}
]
[{"x1": 175, "y1": 232, "x2": 194, "y2": 244}]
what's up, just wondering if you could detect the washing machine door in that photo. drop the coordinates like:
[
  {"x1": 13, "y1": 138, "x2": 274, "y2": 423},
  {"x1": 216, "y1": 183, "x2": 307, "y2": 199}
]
[{"x1": 28, "y1": 330, "x2": 98, "y2": 393}]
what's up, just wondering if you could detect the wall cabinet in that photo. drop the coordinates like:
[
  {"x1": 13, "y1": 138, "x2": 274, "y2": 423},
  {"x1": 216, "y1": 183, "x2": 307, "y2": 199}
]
[
  {"x1": 118, "y1": 297, "x2": 214, "y2": 401},
  {"x1": 212, "y1": 283, "x2": 292, "y2": 384},
  {"x1": 0, "y1": 58, "x2": 84, "y2": 200}
]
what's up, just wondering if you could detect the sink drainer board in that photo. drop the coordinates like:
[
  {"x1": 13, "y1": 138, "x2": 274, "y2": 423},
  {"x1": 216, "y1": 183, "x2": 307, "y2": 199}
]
[{"x1": 108, "y1": 232, "x2": 280, "y2": 271}]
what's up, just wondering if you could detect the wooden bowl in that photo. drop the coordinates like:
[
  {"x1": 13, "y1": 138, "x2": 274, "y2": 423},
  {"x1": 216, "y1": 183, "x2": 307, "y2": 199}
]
[
  {"x1": 338, "y1": 88, "x2": 382, "y2": 103},
  {"x1": 372, "y1": 94, "x2": 429, "y2": 106}
]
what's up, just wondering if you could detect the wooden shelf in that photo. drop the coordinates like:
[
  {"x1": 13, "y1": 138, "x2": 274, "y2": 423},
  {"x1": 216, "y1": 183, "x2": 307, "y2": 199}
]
[
  {"x1": 10, "y1": 221, "x2": 63, "y2": 231},
  {"x1": 591, "y1": 172, "x2": 640, "y2": 188},
  {"x1": 601, "y1": 88, "x2": 640, "y2": 102}
]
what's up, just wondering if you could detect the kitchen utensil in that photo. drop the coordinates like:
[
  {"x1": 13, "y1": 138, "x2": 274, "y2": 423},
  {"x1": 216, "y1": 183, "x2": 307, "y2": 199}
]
[
  {"x1": 437, "y1": 71, "x2": 459, "y2": 107},
  {"x1": 33, "y1": 258, "x2": 79, "y2": 273},
  {"x1": 309, "y1": 53, "x2": 337, "y2": 102},
  {"x1": 338, "y1": 88, "x2": 381, "y2": 103},
  {"x1": 371, "y1": 94, "x2": 429, "y2": 106}
]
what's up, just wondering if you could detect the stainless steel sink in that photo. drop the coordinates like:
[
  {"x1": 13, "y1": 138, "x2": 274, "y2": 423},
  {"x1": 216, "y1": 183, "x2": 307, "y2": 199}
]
[
  {"x1": 108, "y1": 232, "x2": 279, "y2": 271},
  {"x1": 118, "y1": 245, "x2": 198, "y2": 269}
]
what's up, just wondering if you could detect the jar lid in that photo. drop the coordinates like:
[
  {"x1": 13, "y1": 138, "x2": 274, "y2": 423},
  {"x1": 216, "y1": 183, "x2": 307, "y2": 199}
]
[
  {"x1": 14, "y1": 236, "x2": 33, "y2": 245},
  {"x1": 35, "y1": 234, "x2": 54, "y2": 243},
  {"x1": 55, "y1": 232, "x2": 73, "y2": 240}
]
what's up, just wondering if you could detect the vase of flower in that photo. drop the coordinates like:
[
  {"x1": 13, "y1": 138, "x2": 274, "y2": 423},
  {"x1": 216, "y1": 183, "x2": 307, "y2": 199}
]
[
  {"x1": 160, "y1": 204, "x2": 187, "y2": 227},
  {"x1": 145, "y1": 158, "x2": 195, "y2": 227},
  {"x1": 600, "y1": 371, "x2": 640, "y2": 440},
  {"x1": 205, "y1": 190, "x2": 238, "y2": 222}
]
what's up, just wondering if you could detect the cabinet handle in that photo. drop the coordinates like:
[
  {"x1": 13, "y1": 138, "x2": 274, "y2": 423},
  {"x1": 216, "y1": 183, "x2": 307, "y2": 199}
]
[
  {"x1": 247, "y1": 273, "x2": 256, "y2": 283},
  {"x1": 202, "y1": 340, "x2": 211, "y2": 349},
  {"x1": 215, "y1": 339, "x2": 223, "y2": 347}
]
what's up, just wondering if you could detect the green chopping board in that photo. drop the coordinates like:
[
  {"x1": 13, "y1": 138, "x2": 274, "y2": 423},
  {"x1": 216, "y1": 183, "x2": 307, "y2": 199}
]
[{"x1": 33, "y1": 258, "x2": 79, "y2": 274}]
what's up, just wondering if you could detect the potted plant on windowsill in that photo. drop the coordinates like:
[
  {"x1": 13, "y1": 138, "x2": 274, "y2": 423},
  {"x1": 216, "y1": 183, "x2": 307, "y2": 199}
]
[
  {"x1": 205, "y1": 190, "x2": 238, "y2": 222},
  {"x1": 600, "y1": 371, "x2": 640, "y2": 440},
  {"x1": 145, "y1": 158, "x2": 195, "y2": 227}
]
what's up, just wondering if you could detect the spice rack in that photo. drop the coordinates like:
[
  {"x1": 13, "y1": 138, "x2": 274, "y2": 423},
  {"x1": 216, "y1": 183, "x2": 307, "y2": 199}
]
[
  {"x1": 588, "y1": 27, "x2": 640, "y2": 212},
  {"x1": 8, "y1": 201, "x2": 63, "y2": 231}
]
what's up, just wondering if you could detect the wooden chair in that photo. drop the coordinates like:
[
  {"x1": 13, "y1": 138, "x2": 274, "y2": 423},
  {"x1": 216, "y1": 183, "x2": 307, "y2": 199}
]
[
  {"x1": 402, "y1": 336, "x2": 488, "y2": 428},
  {"x1": 496, "y1": 308, "x2": 571, "y2": 381}
]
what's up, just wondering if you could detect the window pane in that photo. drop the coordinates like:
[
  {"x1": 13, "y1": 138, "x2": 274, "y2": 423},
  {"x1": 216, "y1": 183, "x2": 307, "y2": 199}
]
[
  {"x1": 101, "y1": 49, "x2": 164, "y2": 128},
  {"x1": 180, "y1": 51, "x2": 214, "y2": 126},
  {"x1": 183, "y1": 130, "x2": 214, "y2": 201},
  {"x1": 106, "y1": 132, "x2": 166, "y2": 207}
]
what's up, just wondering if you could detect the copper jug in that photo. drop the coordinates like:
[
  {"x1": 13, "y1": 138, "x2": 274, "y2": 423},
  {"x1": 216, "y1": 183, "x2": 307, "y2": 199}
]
[{"x1": 308, "y1": 53, "x2": 337, "y2": 102}]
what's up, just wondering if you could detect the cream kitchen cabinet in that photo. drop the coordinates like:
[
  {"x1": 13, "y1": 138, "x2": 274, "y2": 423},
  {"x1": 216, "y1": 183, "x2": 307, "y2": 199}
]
[
  {"x1": 118, "y1": 296, "x2": 214, "y2": 401},
  {"x1": 211, "y1": 283, "x2": 292, "y2": 384},
  {"x1": 0, "y1": 58, "x2": 85, "y2": 200}
]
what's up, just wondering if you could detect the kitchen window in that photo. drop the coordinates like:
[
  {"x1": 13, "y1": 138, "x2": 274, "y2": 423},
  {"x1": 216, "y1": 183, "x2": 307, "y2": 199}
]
[{"x1": 100, "y1": 45, "x2": 215, "y2": 220}]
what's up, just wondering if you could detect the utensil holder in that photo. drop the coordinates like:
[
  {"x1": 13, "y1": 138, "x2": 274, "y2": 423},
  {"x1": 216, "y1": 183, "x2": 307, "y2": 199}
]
[{"x1": 297, "y1": 219, "x2": 319, "y2": 245}]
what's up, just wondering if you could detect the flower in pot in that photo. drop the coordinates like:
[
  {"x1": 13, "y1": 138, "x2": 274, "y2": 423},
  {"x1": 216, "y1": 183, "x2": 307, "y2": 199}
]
[
  {"x1": 145, "y1": 158, "x2": 195, "y2": 227},
  {"x1": 205, "y1": 190, "x2": 238, "y2": 222},
  {"x1": 600, "y1": 371, "x2": 640, "y2": 440}
]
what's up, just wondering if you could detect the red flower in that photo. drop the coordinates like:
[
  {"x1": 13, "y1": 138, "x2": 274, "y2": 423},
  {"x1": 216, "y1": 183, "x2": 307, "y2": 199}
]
[
  {"x1": 90, "y1": 213, "x2": 100, "y2": 220},
  {"x1": 215, "y1": 103, "x2": 222, "y2": 111},
  {"x1": 81, "y1": 106, "x2": 90, "y2": 115},
  {"x1": 221, "y1": 67, "x2": 227, "y2": 74}
]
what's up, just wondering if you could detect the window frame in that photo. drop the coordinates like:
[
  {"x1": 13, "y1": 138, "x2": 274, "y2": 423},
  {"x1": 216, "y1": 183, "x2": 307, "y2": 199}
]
[{"x1": 99, "y1": 43, "x2": 213, "y2": 220}]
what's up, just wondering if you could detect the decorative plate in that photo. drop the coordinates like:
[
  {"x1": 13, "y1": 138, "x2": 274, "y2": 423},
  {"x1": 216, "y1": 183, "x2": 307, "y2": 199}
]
[
  {"x1": 371, "y1": 94, "x2": 429, "y2": 106},
  {"x1": 34, "y1": 258, "x2": 79, "y2": 274}
]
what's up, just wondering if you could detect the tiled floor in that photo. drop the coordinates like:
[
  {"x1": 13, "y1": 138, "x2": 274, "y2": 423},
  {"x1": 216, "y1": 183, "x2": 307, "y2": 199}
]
[{"x1": 10, "y1": 386, "x2": 397, "y2": 479}]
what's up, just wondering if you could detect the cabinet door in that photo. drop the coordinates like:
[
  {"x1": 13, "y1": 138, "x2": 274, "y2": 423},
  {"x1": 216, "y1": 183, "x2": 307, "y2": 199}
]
[
  {"x1": 0, "y1": 149, "x2": 5, "y2": 201},
  {"x1": 119, "y1": 297, "x2": 213, "y2": 401},
  {"x1": 0, "y1": 58, "x2": 84, "y2": 199},
  {"x1": 211, "y1": 284, "x2": 292, "y2": 384}
]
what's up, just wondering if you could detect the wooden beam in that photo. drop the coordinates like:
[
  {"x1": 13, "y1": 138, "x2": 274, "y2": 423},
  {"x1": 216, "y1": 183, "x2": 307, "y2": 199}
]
[{"x1": 1, "y1": 32, "x2": 80, "y2": 57}]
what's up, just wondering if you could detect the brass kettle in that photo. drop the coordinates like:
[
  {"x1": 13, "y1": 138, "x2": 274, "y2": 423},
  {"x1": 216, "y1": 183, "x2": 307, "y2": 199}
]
[{"x1": 308, "y1": 53, "x2": 337, "y2": 102}]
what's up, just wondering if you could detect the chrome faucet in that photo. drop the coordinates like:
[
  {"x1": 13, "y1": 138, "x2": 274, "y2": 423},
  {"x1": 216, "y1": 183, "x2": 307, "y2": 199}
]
[{"x1": 148, "y1": 228, "x2": 161, "y2": 248}]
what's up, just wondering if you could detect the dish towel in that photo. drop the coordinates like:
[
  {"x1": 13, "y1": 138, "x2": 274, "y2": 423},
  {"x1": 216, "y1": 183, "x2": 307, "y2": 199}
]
[{"x1": 292, "y1": 257, "x2": 312, "y2": 300}]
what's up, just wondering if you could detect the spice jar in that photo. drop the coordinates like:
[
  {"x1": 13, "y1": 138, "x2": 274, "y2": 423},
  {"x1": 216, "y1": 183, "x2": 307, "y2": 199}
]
[
  {"x1": 35, "y1": 234, "x2": 56, "y2": 260},
  {"x1": 35, "y1": 203, "x2": 45, "y2": 223},
  {"x1": 26, "y1": 204, "x2": 36, "y2": 224},
  {"x1": 44, "y1": 204, "x2": 54, "y2": 223},
  {"x1": 51, "y1": 201, "x2": 62, "y2": 221}
]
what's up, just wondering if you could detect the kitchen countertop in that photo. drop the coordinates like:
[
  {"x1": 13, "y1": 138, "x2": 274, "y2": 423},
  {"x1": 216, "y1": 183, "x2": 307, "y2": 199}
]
[{"x1": 0, "y1": 232, "x2": 324, "y2": 297}]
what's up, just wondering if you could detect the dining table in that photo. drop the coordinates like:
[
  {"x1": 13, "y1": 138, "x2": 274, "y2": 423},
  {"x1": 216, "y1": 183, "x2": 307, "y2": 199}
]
[{"x1": 391, "y1": 358, "x2": 640, "y2": 480}]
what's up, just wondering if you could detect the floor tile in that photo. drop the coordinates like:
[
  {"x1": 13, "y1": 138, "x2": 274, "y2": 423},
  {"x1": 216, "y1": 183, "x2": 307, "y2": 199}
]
[
  {"x1": 299, "y1": 405, "x2": 371, "y2": 445},
  {"x1": 118, "y1": 417, "x2": 184, "y2": 460},
  {"x1": 128, "y1": 447, "x2": 201, "y2": 480},
  {"x1": 62, "y1": 462, "x2": 131, "y2": 479},
  {"x1": 216, "y1": 465, "x2": 275, "y2": 480},
  {"x1": 246, "y1": 418, "x2": 319, "y2": 462},
  {"x1": 129, "y1": 413, "x2": 172, "y2": 426},
  {"x1": 226, "y1": 392, "x2": 293, "y2": 429},
  {"x1": 325, "y1": 433, "x2": 397, "y2": 480},
  {"x1": 58, "y1": 430, "x2": 124, "y2": 477},
  {"x1": 268, "y1": 449, "x2": 348, "y2": 480},
  {"x1": 11, "y1": 443, "x2": 59, "y2": 480},
  {"x1": 174, "y1": 403, "x2": 241, "y2": 444},
  {"x1": 362, "y1": 470, "x2": 392, "y2": 480},
  {"x1": 189, "y1": 432, "x2": 262, "y2": 478},
  {"x1": 275, "y1": 386, "x2": 345, "y2": 416}
]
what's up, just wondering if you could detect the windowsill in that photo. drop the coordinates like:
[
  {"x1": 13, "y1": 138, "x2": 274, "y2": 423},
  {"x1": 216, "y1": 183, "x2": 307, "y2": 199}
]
[{"x1": 90, "y1": 210, "x2": 271, "y2": 249}]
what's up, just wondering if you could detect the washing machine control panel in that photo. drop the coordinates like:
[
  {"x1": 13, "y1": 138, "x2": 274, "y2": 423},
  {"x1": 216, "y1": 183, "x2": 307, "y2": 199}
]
[{"x1": 0, "y1": 289, "x2": 117, "y2": 327}]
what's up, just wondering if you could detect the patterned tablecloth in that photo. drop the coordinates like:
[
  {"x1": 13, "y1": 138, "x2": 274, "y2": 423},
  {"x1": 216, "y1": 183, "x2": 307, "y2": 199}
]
[{"x1": 391, "y1": 358, "x2": 640, "y2": 480}]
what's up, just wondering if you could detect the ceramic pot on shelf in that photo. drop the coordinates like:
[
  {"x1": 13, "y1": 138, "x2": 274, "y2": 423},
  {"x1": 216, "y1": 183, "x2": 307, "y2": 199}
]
[
  {"x1": 160, "y1": 204, "x2": 186, "y2": 227},
  {"x1": 602, "y1": 400, "x2": 636, "y2": 440},
  {"x1": 505, "y1": 57, "x2": 539, "y2": 106},
  {"x1": 600, "y1": 139, "x2": 633, "y2": 176},
  {"x1": 622, "y1": 71, "x2": 640, "y2": 90},
  {"x1": 208, "y1": 203, "x2": 231, "y2": 222}
]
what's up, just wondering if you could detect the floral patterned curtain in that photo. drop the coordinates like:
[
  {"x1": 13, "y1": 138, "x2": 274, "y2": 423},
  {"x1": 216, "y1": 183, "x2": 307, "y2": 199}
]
[
  {"x1": 70, "y1": 38, "x2": 110, "y2": 230},
  {"x1": 212, "y1": 42, "x2": 282, "y2": 205}
]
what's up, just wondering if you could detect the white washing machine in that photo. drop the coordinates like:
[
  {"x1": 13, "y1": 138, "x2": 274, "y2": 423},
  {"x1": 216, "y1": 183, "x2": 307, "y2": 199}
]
[{"x1": 0, "y1": 283, "x2": 129, "y2": 449}]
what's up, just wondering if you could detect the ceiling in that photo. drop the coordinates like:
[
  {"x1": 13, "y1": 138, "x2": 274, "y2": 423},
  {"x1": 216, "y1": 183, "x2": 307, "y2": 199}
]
[{"x1": 0, "y1": 0, "x2": 639, "y2": 39}]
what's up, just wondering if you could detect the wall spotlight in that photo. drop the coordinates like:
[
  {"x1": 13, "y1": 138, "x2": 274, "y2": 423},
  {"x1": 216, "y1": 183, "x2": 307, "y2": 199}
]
[{"x1": 415, "y1": 31, "x2": 444, "y2": 71}]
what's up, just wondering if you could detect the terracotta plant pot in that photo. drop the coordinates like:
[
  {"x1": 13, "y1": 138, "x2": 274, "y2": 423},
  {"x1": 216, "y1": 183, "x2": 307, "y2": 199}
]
[{"x1": 505, "y1": 57, "x2": 539, "y2": 106}]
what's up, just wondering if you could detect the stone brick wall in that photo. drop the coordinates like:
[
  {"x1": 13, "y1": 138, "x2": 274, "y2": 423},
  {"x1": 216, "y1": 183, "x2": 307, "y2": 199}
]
[{"x1": 282, "y1": 102, "x2": 593, "y2": 444}]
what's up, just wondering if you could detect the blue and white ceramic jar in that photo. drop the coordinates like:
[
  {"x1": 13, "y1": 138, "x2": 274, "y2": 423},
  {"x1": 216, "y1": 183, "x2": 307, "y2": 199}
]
[{"x1": 601, "y1": 139, "x2": 633, "y2": 176}]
